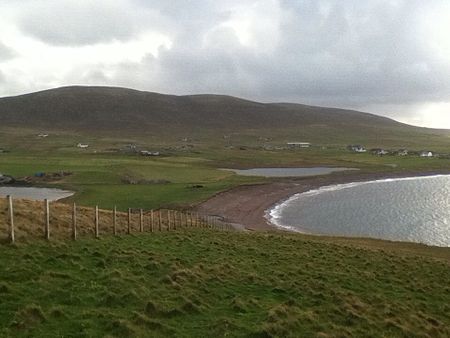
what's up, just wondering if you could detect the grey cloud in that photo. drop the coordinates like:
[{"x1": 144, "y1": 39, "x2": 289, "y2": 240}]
[
  {"x1": 2, "y1": 0, "x2": 450, "y2": 126},
  {"x1": 107, "y1": 0, "x2": 450, "y2": 113},
  {"x1": 0, "y1": 42, "x2": 16, "y2": 61},
  {"x1": 17, "y1": 0, "x2": 162, "y2": 46}
]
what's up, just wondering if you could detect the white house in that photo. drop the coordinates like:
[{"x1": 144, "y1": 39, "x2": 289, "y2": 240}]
[
  {"x1": 420, "y1": 151, "x2": 433, "y2": 157},
  {"x1": 287, "y1": 142, "x2": 311, "y2": 148},
  {"x1": 38, "y1": 133, "x2": 49, "y2": 138},
  {"x1": 77, "y1": 143, "x2": 89, "y2": 148},
  {"x1": 348, "y1": 145, "x2": 366, "y2": 153},
  {"x1": 372, "y1": 148, "x2": 389, "y2": 156}
]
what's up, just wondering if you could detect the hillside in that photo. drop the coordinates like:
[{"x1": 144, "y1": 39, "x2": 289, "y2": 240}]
[
  {"x1": 0, "y1": 230, "x2": 448, "y2": 337},
  {"x1": 1, "y1": 86, "x2": 448, "y2": 146}
]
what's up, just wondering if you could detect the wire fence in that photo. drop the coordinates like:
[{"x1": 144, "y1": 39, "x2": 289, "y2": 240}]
[{"x1": 0, "y1": 196, "x2": 232, "y2": 243}]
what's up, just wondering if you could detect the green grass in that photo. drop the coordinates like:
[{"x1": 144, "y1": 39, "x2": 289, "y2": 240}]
[
  {"x1": 1, "y1": 143, "x2": 449, "y2": 211},
  {"x1": 0, "y1": 230, "x2": 448, "y2": 337}
]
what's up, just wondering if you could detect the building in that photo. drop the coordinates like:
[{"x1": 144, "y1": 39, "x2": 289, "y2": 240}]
[
  {"x1": 348, "y1": 145, "x2": 366, "y2": 153},
  {"x1": 77, "y1": 143, "x2": 89, "y2": 148},
  {"x1": 420, "y1": 151, "x2": 433, "y2": 157},
  {"x1": 371, "y1": 148, "x2": 389, "y2": 156},
  {"x1": 140, "y1": 150, "x2": 160, "y2": 156},
  {"x1": 397, "y1": 149, "x2": 408, "y2": 156},
  {"x1": 287, "y1": 142, "x2": 311, "y2": 148}
]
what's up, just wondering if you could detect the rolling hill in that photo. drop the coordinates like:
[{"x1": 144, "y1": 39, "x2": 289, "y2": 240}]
[{"x1": 0, "y1": 86, "x2": 448, "y2": 147}]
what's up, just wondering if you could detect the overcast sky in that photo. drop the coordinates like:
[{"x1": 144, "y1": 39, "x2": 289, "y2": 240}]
[{"x1": 0, "y1": 0, "x2": 450, "y2": 128}]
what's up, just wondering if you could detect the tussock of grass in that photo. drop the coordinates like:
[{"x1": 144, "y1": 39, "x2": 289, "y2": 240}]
[{"x1": 0, "y1": 230, "x2": 449, "y2": 337}]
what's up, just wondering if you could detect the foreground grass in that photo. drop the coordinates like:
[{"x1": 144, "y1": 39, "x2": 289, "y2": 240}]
[{"x1": 0, "y1": 230, "x2": 449, "y2": 337}]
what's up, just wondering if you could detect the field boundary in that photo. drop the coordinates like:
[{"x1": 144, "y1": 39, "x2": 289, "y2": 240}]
[{"x1": 1, "y1": 195, "x2": 232, "y2": 243}]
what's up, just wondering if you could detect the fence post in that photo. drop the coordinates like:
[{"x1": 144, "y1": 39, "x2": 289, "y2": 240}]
[
  {"x1": 7, "y1": 195, "x2": 14, "y2": 243},
  {"x1": 72, "y1": 203, "x2": 77, "y2": 240},
  {"x1": 174, "y1": 211, "x2": 178, "y2": 230},
  {"x1": 158, "y1": 210, "x2": 162, "y2": 231},
  {"x1": 128, "y1": 208, "x2": 131, "y2": 234},
  {"x1": 95, "y1": 205, "x2": 99, "y2": 238},
  {"x1": 167, "y1": 210, "x2": 171, "y2": 231},
  {"x1": 150, "y1": 210, "x2": 154, "y2": 233},
  {"x1": 44, "y1": 199, "x2": 50, "y2": 240},
  {"x1": 113, "y1": 205, "x2": 117, "y2": 236},
  {"x1": 140, "y1": 209, "x2": 144, "y2": 232}
]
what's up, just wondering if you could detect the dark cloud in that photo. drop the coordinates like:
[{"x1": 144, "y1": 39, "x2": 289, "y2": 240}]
[
  {"x1": 107, "y1": 0, "x2": 450, "y2": 112},
  {"x1": 2, "y1": 0, "x2": 450, "y2": 126}
]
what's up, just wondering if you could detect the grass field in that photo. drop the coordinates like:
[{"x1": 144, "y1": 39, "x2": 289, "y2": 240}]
[
  {"x1": 1, "y1": 128, "x2": 449, "y2": 211},
  {"x1": 0, "y1": 230, "x2": 449, "y2": 337}
]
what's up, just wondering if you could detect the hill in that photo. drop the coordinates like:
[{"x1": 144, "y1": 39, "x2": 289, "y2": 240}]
[
  {"x1": 1, "y1": 86, "x2": 448, "y2": 147},
  {"x1": 0, "y1": 229, "x2": 449, "y2": 337}
]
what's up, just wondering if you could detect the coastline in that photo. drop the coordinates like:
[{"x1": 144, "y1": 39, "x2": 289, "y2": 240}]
[{"x1": 196, "y1": 169, "x2": 450, "y2": 231}]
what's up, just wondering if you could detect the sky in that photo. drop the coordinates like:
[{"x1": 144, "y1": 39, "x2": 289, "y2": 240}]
[{"x1": 0, "y1": 0, "x2": 449, "y2": 128}]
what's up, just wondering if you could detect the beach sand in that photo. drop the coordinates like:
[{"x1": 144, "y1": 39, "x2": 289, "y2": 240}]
[{"x1": 196, "y1": 170, "x2": 450, "y2": 231}]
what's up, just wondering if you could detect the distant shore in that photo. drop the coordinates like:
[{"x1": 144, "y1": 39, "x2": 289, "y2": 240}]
[{"x1": 196, "y1": 169, "x2": 450, "y2": 231}]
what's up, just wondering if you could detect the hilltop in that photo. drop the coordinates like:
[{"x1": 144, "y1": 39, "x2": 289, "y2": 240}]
[{"x1": 1, "y1": 86, "x2": 448, "y2": 147}]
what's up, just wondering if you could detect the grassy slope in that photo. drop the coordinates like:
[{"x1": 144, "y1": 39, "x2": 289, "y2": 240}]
[
  {"x1": 1, "y1": 86, "x2": 449, "y2": 149},
  {"x1": 0, "y1": 230, "x2": 449, "y2": 337}
]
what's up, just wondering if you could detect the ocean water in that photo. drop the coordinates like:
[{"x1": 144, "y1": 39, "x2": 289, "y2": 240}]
[
  {"x1": 268, "y1": 175, "x2": 450, "y2": 247},
  {"x1": 0, "y1": 187, "x2": 74, "y2": 201}
]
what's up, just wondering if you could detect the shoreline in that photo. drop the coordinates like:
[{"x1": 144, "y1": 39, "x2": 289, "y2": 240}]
[{"x1": 196, "y1": 169, "x2": 450, "y2": 231}]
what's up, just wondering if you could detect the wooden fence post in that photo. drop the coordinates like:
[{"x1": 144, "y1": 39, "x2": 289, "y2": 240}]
[
  {"x1": 158, "y1": 210, "x2": 162, "y2": 231},
  {"x1": 95, "y1": 205, "x2": 99, "y2": 238},
  {"x1": 113, "y1": 205, "x2": 117, "y2": 236},
  {"x1": 167, "y1": 210, "x2": 171, "y2": 231},
  {"x1": 150, "y1": 210, "x2": 154, "y2": 233},
  {"x1": 140, "y1": 209, "x2": 144, "y2": 232},
  {"x1": 72, "y1": 203, "x2": 77, "y2": 240},
  {"x1": 128, "y1": 208, "x2": 131, "y2": 234},
  {"x1": 174, "y1": 211, "x2": 178, "y2": 230},
  {"x1": 7, "y1": 196, "x2": 14, "y2": 243},
  {"x1": 44, "y1": 199, "x2": 50, "y2": 240}
]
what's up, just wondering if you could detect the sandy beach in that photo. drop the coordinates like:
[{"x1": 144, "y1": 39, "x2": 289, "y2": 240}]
[{"x1": 196, "y1": 170, "x2": 450, "y2": 231}]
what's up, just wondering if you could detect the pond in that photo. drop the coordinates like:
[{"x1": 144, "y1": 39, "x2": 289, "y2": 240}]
[
  {"x1": 223, "y1": 167, "x2": 358, "y2": 177},
  {"x1": 0, "y1": 187, "x2": 74, "y2": 201}
]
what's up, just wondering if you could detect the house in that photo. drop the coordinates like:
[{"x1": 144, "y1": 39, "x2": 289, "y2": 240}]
[
  {"x1": 287, "y1": 142, "x2": 311, "y2": 148},
  {"x1": 371, "y1": 148, "x2": 389, "y2": 156},
  {"x1": 348, "y1": 145, "x2": 366, "y2": 153},
  {"x1": 38, "y1": 133, "x2": 49, "y2": 138},
  {"x1": 397, "y1": 149, "x2": 408, "y2": 156},
  {"x1": 420, "y1": 151, "x2": 433, "y2": 157},
  {"x1": 77, "y1": 143, "x2": 89, "y2": 148},
  {"x1": 140, "y1": 150, "x2": 160, "y2": 156}
]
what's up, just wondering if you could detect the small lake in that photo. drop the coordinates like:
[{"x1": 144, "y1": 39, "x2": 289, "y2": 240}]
[
  {"x1": 268, "y1": 175, "x2": 450, "y2": 247},
  {"x1": 0, "y1": 187, "x2": 74, "y2": 201},
  {"x1": 224, "y1": 167, "x2": 358, "y2": 177}
]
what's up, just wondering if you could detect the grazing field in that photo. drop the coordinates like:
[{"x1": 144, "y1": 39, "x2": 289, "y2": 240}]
[
  {"x1": 1, "y1": 141, "x2": 449, "y2": 211},
  {"x1": 0, "y1": 230, "x2": 449, "y2": 337}
]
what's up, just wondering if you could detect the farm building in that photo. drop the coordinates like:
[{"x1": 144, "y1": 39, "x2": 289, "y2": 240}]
[
  {"x1": 420, "y1": 151, "x2": 433, "y2": 157},
  {"x1": 371, "y1": 148, "x2": 389, "y2": 156},
  {"x1": 348, "y1": 145, "x2": 366, "y2": 153},
  {"x1": 287, "y1": 142, "x2": 311, "y2": 148}
]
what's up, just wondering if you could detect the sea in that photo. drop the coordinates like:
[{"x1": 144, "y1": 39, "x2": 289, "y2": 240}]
[{"x1": 268, "y1": 175, "x2": 450, "y2": 247}]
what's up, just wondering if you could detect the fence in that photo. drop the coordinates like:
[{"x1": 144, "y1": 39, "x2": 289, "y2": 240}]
[{"x1": 0, "y1": 196, "x2": 232, "y2": 243}]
